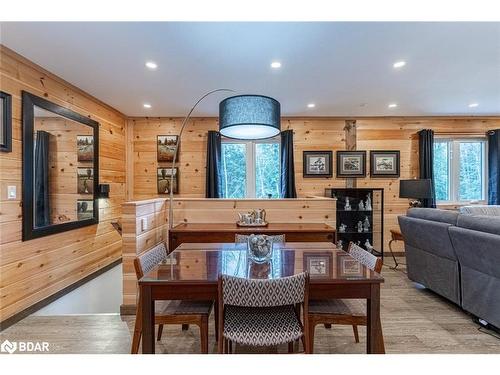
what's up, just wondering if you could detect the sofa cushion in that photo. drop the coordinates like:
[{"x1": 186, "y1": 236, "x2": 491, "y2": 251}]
[
  {"x1": 456, "y1": 214, "x2": 500, "y2": 236},
  {"x1": 459, "y1": 205, "x2": 500, "y2": 216},
  {"x1": 407, "y1": 208, "x2": 458, "y2": 225}
]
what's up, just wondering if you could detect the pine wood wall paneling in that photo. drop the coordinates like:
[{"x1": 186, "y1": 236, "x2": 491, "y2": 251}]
[
  {"x1": 127, "y1": 116, "x2": 498, "y2": 255},
  {"x1": 0, "y1": 45, "x2": 127, "y2": 323}
]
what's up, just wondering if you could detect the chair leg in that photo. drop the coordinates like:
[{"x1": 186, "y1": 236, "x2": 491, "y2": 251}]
[
  {"x1": 324, "y1": 324, "x2": 332, "y2": 329},
  {"x1": 228, "y1": 340, "x2": 233, "y2": 354},
  {"x1": 131, "y1": 330, "x2": 141, "y2": 354},
  {"x1": 288, "y1": 341, "x2": 294, "y2": 353},
  {"x1": 182, "y1": 324, "x2": 189, "y2": 331},
  {"x1": 352, "y1": 325, "x2": 360, "y2": 343},
  {"x1": 200, "y1": 317, "x2": 209, "y2": 354},
  {"x1": 157, "y1": 324, "x2": 164, "y2": 341},
  {"x1": 224, "y1": 338, "x2": 229, "y2": 354},
  {"x1": 214, "y1": 303, "x2": 219, "y2": 342},
  {"x1": 131, "y1": 300, "x2": 142, "y2": 354},
  {"x1": 308, "y1": 322, "x2": 316, "y2": 354}
]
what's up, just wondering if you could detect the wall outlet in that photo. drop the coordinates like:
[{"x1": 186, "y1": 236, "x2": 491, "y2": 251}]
[{"x1": 7, "y1": 186, "x2": 17, "y2": 200}]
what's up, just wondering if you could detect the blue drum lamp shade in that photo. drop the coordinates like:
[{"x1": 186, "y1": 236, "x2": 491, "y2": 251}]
[{"x1": 219, "y1": 95, "x2": 281, "y2": 140}]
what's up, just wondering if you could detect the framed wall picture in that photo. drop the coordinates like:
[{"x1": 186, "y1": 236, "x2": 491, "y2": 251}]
[
  {"x1": 370, "y1": 150, "x2": 400, "y2": 178},
  {"x1": 303, "y1": 252, "x2": 333, "y2": 278},
  {"x1": 77, "y1": 168, "x2": 94, "y2": 194},
  {"x1": 157, "y1": 135, "x2": 179, "y2": 162},
  {"x1": 77, "y1": 135, "x2": 94, "y2": 162},
  {"x1": 303, "y1": 151, "x2": 333, "y2": 177},
  {"x1": 0, "y1": 91, "x2": 12, "y2": 152},
  {"x1": 76, "y1": 199, "x2": 94, "y2": 221},
  {"x1": 157, "y1": 167, "x2": 179, "y2": 194},
  {"x1": 336, "y1": 151, "x2": 367, "y2": 178}
]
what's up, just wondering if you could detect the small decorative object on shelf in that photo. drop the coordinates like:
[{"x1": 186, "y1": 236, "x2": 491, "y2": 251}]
[
  {"x1": 237, "y1": 209, "x2": 268, "y2": 227},
  {"x1": 358, "y1": 200, "x2": 365, "y2": 211},
  {"x1": 365, "y1": 193, "x2": 372, "y2": 211},
  {"x1": 357, "y1": 221, "x2": 363, "y2": 233},
  {"x1": 364, "y1": 239, "x2": 374, "y2": 252},
  {"x1": 345, "y1": 197, "x2": 352, "y2": 211},
  {"x1": 339, "y1": 223, "x2": 347, "y2": 233},
  {"x1": 247, "y1": 234, "x2": 273, "y2": 263},
  {"x1": 363, "y1": 216, "x2": 371, "y2": 232},
  {"x1": 336, "y1": 240, "x2": 344, "y2": 249}
]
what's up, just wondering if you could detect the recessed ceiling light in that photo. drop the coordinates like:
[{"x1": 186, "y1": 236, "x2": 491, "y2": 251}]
[
  {"x1": 388, "y1": 103, "x2": 398, "y2": 109},
  {"x1": 143, "y1": 103, "x2": 152, "y2": 109},
  {"x1": 145, "y1": 61, "x2": 158, "y2": 70},
  {"x1": 393, "y1": 61, "x2": 406, "y2": 69},
  {"x1": 270, "y1": 61, "x2": 282, "y2": 69},
  {"x1": 468, "y1": 103, "x2": 479, "y2": 108},
  {"x1": 307, "y1": 103, "x2": 316, "y2": 108}
]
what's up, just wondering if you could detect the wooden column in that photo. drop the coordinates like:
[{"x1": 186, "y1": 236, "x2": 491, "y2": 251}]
[{"x1": 344, "y1": 120, "x2": 357, "y2": 188}]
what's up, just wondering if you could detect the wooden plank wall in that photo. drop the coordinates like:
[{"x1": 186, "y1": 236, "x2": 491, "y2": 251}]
[
  {"x1": 128, "y1": 116, "x2": 499, "y2": 253},
  {"x1": 0, "y1": 46, "x2": 127, "y2": 323},
  {"x1": 121, "y1": 197, "x2": 336, "y2": 309}
]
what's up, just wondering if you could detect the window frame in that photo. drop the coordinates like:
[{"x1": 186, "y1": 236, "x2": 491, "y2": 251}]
[
  {"x1": 434, "y1": 137, "x2": 488, "y2": 205},
  {"x1": 221, "y1": 137, "x2": 281, "y2": 198}
]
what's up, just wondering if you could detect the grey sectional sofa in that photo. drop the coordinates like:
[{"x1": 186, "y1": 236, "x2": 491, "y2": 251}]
[{"x1": 398, "y1": 208, "x2": 500, "y2": 329}]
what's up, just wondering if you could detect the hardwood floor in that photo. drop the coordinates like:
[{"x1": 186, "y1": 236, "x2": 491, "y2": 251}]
[{"x1": 1, "y1": 259, "x2": 499, "y2": 354}]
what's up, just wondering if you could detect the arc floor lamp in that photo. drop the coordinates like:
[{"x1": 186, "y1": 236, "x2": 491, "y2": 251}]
[{"x1": 168, "y1": 90, "x2": 281, "y2": 233}]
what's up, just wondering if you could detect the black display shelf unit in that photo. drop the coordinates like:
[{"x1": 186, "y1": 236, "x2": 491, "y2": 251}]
[{"x1": 325, "y1": 188, "x2": 384, "y2": 259}]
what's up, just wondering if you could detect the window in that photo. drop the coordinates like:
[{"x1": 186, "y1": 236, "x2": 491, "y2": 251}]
[
  {"x1": 221, "y1": 139, "x2": 280, "y2": 198},
  {"x1": 433, "y1": 139, "x2": 487, "y2": 203}
]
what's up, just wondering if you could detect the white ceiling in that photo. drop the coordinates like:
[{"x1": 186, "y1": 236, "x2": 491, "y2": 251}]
[{"x1": 1, "y1": 22, "x2": 499, "y2": 117}]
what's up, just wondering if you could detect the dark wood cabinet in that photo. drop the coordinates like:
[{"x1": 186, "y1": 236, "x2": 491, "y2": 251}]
[
  {"x1": 168, "y1": 223, "x2": 336, "y2": 252},
  {"x1": 325, "y1": 188, "x2": 384, "y2": 259}
]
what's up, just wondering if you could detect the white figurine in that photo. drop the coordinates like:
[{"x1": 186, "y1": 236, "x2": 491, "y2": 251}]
[
  {"x1": 339, "y1": 223, "x2": 347, "y2": 233},
  {"x1": 345, "y1": 197, "x2": 351, "y2": 211},
  {"x1": 357, "y1": 221, "x2": 363, "y2": 233},
  {"x1": 364, "y1": 239, "x2": 374, "y2": 252},
  {"x1": 358, "y1": 200, "x2": 365, "y2": 211},
  {"x1": 336, "y1": 240, "x2": 344, "y2": 249},
  {"x1": 365, "y1": 193, "x2": 372, "y2": 211},
  {"x1": 363, "y1": 216, "x2": 371, "y2": 232}
]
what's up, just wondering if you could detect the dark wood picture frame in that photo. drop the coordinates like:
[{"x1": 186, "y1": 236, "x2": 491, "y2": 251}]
[
  {"x1": 303, "y1": 251, "x2": 333, "y2": 278},
  {"x1": 336, "y1": 151, "x2": 367, "y2": 178},
  {"x1": 370, "y1": 150, "x2": 400, "y2": 178},
  {"x1": 303, "y1": 151, "x2": 333, "y2": 178},
  {"x1": 0, "y1": 91, "x2": 12, "y2": 152},
  {"x1": 157, "y1": 167, "x2": 179, "y2": 194},
  {"x1": 157, "y1": 135, "x2": 179, "y2": 162},
  {"x1": 22, "y1": 91, "x2": 100, "y2": 241}
]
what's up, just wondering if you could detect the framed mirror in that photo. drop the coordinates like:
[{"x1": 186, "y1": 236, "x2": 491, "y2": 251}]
[
  {"x1": 22, "y1": 91, "x2": 99, "y2": 241},
  {"x1": 1, "y1": 91, "x2": 12, "y2": 152}
]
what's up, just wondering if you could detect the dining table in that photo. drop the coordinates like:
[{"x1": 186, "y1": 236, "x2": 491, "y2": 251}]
[{"x1": 138, "y1": 241, "x2": 385, "y2": 354}]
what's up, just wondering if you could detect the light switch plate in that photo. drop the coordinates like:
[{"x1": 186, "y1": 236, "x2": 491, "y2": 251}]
[{"x1": 7, "y1": 186, "x2": 16, "y2": 200}]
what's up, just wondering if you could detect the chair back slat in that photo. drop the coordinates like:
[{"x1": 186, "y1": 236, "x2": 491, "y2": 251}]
[
  {"x1": 347, "y1": 242, "x2": 383, "y2": 273},
  {"x1": 235, "y1": 234, "x2": 286, "y2": 244},
  {"x1": 221, "y1": 272, "x2": 307, "y2": 307},
  {"x1": 134, "y1": 242, "x2": 167, "y2": 279}
]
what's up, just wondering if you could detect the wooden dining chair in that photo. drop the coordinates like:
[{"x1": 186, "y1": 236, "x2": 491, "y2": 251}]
[
  {"x1": 131, "y1": 242, "x2": 214, "y2": 354},
  {"x1": 218, "y1": 272, "x2": 310, "y2": 354},
  {"x1": 307, "y1": 242, "x2": 383, "y2": 352}
]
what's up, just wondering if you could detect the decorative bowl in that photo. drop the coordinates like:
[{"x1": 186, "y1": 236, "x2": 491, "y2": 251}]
[{"x1": 247, "y1": 234, "x2": 273, "y2": 263}]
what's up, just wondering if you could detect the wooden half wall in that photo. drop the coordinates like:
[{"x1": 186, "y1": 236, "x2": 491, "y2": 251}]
[
  {"x1": 121, "y1": 197, "x2": 336, "y2": 312},
  {"x1": 0, "y1": 46, "x2": 127, "y2": 325}
]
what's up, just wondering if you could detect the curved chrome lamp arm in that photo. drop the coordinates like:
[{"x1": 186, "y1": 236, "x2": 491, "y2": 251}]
[{"x1": 168, "y1": 88, "x2": 235, "y2": 235}]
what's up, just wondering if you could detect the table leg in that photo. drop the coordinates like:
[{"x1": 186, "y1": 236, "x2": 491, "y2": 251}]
[
  {"x1": 367, "y1": 283, "x2": 385, "y2": 354},
  {"x1": 141, "y1": 285, "x2": 155, "y2": 354}
]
